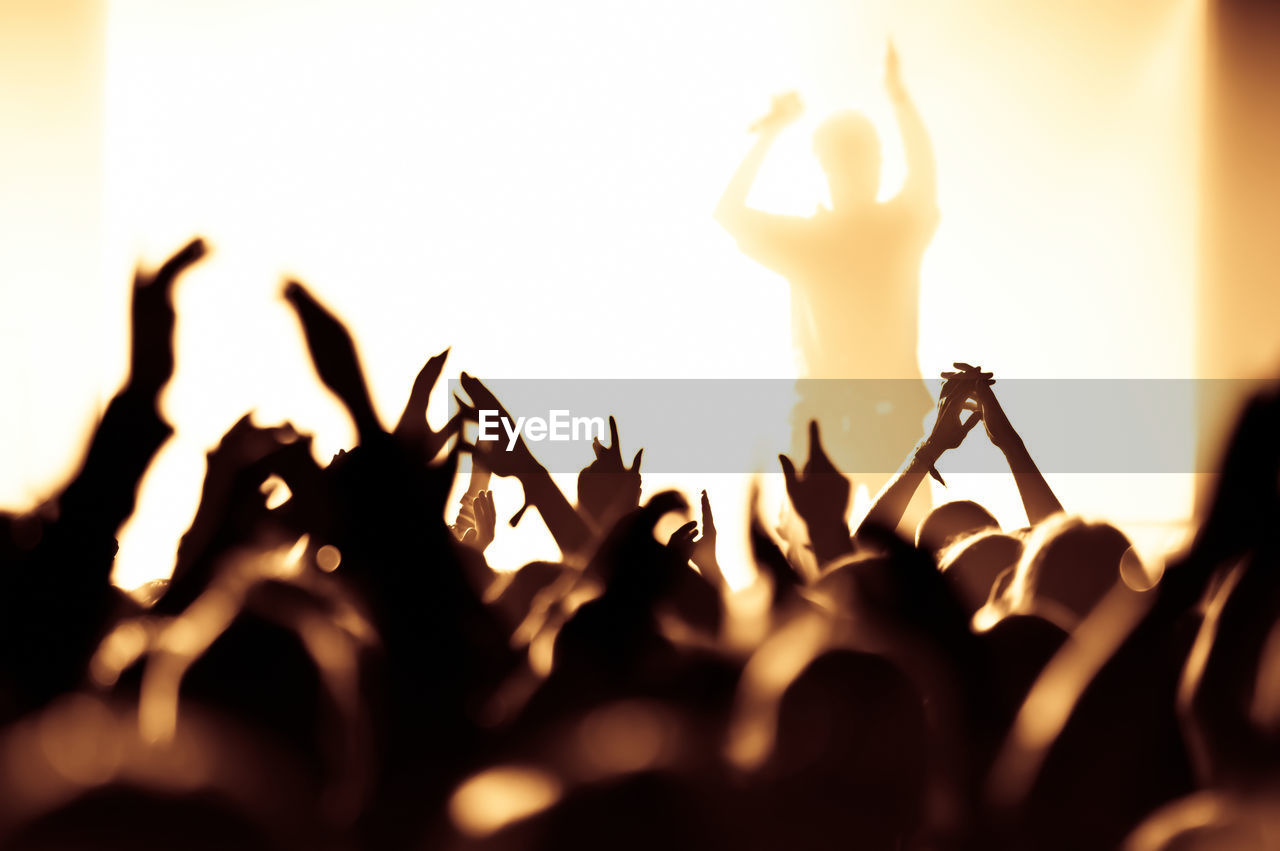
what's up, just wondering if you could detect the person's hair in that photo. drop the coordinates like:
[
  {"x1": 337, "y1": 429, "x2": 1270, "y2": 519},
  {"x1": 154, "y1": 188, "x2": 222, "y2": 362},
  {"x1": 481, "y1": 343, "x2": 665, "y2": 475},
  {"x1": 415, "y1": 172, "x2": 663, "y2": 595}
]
[
  {"x1": 916, "y1": 500, "x2": 1000, "y2": 554},
  {"x1": 773, "y1": 649, "x2": 927, "y2": 831},
  {"x1": 1006, "y1": 515, "x2": 1132, "y2": 626},
  {"x1": 938, "y1": 530, "x2": 1023, "y2": 615}
]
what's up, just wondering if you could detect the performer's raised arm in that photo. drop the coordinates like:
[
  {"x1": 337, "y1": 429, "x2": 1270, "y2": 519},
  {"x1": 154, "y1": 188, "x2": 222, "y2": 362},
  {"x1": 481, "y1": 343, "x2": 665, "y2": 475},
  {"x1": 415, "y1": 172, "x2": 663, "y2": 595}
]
[
  {"x1": 714, "y1": 92, "x2": 809, "y2": 274},
  {"x1": 885, "y1": 42, "x2": 938, "y2": 216}
]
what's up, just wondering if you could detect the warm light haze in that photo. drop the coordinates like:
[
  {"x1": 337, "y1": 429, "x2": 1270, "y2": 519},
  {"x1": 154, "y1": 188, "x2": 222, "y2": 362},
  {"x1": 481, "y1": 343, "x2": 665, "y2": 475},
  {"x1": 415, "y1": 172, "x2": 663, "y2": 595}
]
[{"x1": 3, "y1": 0, "x2": 1203, "y2": 590}]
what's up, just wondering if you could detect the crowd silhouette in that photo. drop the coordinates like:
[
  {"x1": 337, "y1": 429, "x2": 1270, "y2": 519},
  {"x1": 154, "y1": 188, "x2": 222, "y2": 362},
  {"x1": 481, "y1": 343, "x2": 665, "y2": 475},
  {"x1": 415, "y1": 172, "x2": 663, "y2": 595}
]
[
  {"x1": 1, "y1": 233, "x2": 1277, "y2": 851},
  {"x1": 2, "y1": 53, "x2": 1279, "y2": 851}
]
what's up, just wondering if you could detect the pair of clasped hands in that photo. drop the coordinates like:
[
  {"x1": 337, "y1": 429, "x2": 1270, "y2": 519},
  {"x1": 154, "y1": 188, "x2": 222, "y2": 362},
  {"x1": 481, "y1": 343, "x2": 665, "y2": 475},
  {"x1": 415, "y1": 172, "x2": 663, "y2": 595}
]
[
  {"x1": 925, "y1": 362, "x2": 1020, "y2": 485},
  {"x1": 777, "y1": 363, "x2": 1022, "y2": 566}
]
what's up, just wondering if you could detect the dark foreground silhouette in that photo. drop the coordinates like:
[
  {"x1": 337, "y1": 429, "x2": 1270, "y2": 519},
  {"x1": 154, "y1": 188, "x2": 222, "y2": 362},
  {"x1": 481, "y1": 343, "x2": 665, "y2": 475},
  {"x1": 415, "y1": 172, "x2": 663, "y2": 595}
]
[{"x1": 0, "y1": 239, "x2": 1276, "y2": 851}]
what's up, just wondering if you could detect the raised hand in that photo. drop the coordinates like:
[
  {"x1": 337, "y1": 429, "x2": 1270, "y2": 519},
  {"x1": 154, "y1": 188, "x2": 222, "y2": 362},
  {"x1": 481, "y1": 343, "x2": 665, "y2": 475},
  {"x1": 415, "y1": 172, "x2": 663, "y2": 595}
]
[
  {"x1": 922, "y1": 365, "x2": 985, "y2": 484},
  {"x1": 13, "y1": 238, "x2": 212, "y2": 708},
  {"x1": 457, "y1": 372, "x2": 591, "y2": 556},
  {"x1": 57, "y1": 237, "x2": 210, "y2": 542},
  {"x1": 130, "y1": 237, "x2": 207, "y2": 393},
  {"x1": 284, "y1": 280, "x2": 382, "y2": 444},
  {"x1": 884, "y1": 39, "x2": 905, "y2": 100},
  {"x1": 962, "y1": 368, "x2": 1063, "y2": 524},
  {"x1": 691, "y1": 490, "x2": 726, "y2": 589},
  {"x1": 394, "y1": 346, "x2": 464, "y2": 461},
  {"x1": 161, "y1": 414, "x2": 322, "y2": 614},
  {"x1": 208, "y1": 414, "x2": 310, "y2": 478},
  {"x1": 455, "y1": 490, "x2": 496, "y2": 553},
  {"x1": 929, "y1": 383, "x2": 982, "y2": 453},
  {"x1": 779, "y1": 420, "x2": 854, "y2": 564},
  {"x1": 856, "y1": 371, "x2": 982, "y2": 542},
  {"x1": 200, "y1": 414, "x2": 324, "y2": 541},
  {"x1": 666, "y1": 491, "x2": 725, "y2": 590},
  {"x1": 884, "y1": 39, "x2": 938, "y2": 209},
  {"x1": 592, "y1": 415, "x2": 643, "y2": 476},
  {"x1": 667, "y1": 520, "x2": 698, "y2": 560},
  {"x1": 972, "y1": 380, "x2": 1020, "y2": 452},
  {"x1": 577, "y1": 415, "x2": 643, "y2": 528},
  {"x1": 749, "y1": 90, "x2": 804, "y2": 134},
  {"x1": 456, "y1": 372, "x2": 542, "y2": 481},
  {"x1": 779, "y1": 420, "x2": 851, "y2": 527},
  {"x1": 939, "y1": 362, "x2": 995, "y2": 397}
]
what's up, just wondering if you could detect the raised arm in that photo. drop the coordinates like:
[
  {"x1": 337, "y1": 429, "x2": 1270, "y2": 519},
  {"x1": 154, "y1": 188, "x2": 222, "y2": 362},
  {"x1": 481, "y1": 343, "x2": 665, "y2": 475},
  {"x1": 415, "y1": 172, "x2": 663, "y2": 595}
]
[
  {"x1": 857, "y1": 387, "x2": 980, "y2": 541},
  {"x1": 974, "y1": 381, "x2": 1063, "y2": 525},
  {"x1": 714, "y1": 92, "x2": 800, "y2": 224},
  {"x1": 457, "y1": 373, "x2": 593, "y2": 558},
  {"x1": 57, "y1": 238, "x2": 208, "y2": 545},
  {"x1": 714, "y1": 92, "x2": 809, "y2": 272},
  {"x1": 885, "y1": 43, "x2": 938, "y2": 214},
  {"x1": 778, "y1": 421, "x2": 855, "y2": 566},
  {"x1": 284, "y1": 280, "x2": 383, "y2": 445}
]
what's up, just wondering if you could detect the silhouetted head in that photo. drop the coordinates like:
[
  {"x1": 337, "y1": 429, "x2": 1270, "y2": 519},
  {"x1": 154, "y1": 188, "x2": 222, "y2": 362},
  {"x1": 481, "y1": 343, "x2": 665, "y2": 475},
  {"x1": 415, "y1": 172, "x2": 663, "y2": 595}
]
[
  {"x1": 1008, "y1": 516, "x2": 1133, "y2": 628},
  {"x1": 978, "y1": 613, "x2": 1068, "y2": 725},
  {"x1": 771, "y1": 650, "x2": 927, "y2": 841},
  {"x1": 813, "y1": 111, "x2": 881, "y2": 208},
  {"x1": 915, "y1": 500, "x2": 999, "y2": 555},
  {"x1": 939, "y1": 531, "x2": 1023, "y2": 616}
]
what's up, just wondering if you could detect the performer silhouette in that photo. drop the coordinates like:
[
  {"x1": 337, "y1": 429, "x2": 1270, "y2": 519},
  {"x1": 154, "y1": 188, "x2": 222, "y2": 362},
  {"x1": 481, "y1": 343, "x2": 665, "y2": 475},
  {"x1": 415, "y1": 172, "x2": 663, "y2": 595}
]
[{"x1": 715, "y1": 43, "x2": 939, "y2": 519}]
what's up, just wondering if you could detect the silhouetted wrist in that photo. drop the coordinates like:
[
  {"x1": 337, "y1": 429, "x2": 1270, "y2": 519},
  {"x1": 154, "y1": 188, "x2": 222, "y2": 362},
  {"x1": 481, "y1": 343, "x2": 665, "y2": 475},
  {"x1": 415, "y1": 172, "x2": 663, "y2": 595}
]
[
  {"x1": 808, "y1": 519, "x2": 854, "y2": 565},
  {"x1": 912, "y1": 439, "x2": 943, "y2": 470},
  {"x1": 517, "y1": 461, "x2": 554, "y2": 498}
]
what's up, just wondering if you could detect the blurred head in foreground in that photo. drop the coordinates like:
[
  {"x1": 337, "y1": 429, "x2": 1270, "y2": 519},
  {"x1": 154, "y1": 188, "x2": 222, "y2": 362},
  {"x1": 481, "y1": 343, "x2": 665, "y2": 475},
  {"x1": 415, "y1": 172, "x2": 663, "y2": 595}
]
[
  {"x1": 1006, "y1": 515, "x2": 1134, "y2": 629},
  {"x1": 939, "y1": 530, "x2": 1024, "y2": 617},
  {"x1": 916, "y1": 500, "x2": 1000, "y2": 556}
]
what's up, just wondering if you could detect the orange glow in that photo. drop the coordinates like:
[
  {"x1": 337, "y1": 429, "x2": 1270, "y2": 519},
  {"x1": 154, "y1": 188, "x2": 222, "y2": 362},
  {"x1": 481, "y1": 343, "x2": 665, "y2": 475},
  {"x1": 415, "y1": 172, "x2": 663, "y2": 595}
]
[
  {"x1": 575, "y1": 700, "x2": 675, "y2": 778},
  {"x1": 315, "y1": 544, "x2": 342, "y2": 573},
  {"x1": 449, "y1": 765, "x2": 562, "y2": 838}
]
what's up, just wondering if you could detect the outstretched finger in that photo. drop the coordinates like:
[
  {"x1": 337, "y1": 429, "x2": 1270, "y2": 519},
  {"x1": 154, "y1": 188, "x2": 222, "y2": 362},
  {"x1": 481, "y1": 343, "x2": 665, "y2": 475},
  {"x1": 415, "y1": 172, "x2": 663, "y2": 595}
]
[
  {"x1": 478, "y1": 490, "x2": 495, "y2": 523},
  {"x1": 459, "y1": 373, "x2": 512, "y2": 422},
  {"x1": 146, "y1": 237, "x2": 208, "y2": 290},
  {"x1": 778, "y1": 454, "x2": 799, "y2": 491},
  {"x1": 284, "y1": 280, "x2": 381, "y2": 440},
  {"x1": 806, "y1": 420, "x2": 836, "y2": 473},
  {"x1": 672, "y1": 520, "x2": 697, "y2": 538},
  {"x1": 395, "y1": 346, "x2": 450, "y2": 438},
  {"x1": 939, "y1": 390, "x2": 971, "y2": 418},
  {"x1": 669, "y1": 521, "x2": 698, "y2": 552}
]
